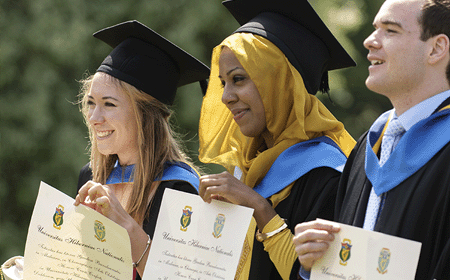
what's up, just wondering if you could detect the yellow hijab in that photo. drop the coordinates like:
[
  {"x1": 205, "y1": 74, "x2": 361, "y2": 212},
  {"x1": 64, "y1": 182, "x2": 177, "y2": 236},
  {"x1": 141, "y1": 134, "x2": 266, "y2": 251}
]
[{"x1": 199, "y1": 33, "x2": 355, "y2": 189}]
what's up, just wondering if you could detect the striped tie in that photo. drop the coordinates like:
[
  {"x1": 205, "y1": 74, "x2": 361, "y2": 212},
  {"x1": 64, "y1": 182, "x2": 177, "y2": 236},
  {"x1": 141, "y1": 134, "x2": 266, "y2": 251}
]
[{"x1": 363, "y1": 117, "x2": 405, "y2": 230}]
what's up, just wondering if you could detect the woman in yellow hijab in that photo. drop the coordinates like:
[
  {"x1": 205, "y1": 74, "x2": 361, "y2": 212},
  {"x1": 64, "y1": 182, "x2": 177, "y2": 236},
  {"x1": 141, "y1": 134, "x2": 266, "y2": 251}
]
[{"x1": 198, "y1": 0, "x2": 356, "y2": 279}]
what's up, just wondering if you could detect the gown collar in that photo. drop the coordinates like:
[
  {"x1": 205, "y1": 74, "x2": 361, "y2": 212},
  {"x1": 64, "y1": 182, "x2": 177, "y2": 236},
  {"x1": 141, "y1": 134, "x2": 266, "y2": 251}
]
[
  {"x1": 106, "y1": 161, "x2": 135, "y2": 184},
  {"x1": 365, "y1": 104, "x2": 450, "y2": 195},
  {"x1": 105, "y1": 161, "x2": 200, "y2": 191}
]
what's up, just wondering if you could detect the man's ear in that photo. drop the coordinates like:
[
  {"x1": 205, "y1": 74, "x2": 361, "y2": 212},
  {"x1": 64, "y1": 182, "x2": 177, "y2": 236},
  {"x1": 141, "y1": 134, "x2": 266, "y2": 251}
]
[{"x1": 428, "y1": 34, "x2": 450, "y2": 65}]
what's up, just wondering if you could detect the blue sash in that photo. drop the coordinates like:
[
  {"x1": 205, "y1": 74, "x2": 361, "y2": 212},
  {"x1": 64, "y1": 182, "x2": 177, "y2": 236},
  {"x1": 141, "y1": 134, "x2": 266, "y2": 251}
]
[
  {"x1": 158, "y1": 162, "x2": 200, "y2": 191},
  {"x1": 254, "y1": 136, "x2": 347, "y2": 198},
  {"x1": 106, "y1": 161, "x2": 199, "y2": 191},
  {"x1": 106, "y1": 161, "x2": 135, "y2": 184},
  {"x1": 365, "y1": 107, "x2": 450, "y2": 196}
]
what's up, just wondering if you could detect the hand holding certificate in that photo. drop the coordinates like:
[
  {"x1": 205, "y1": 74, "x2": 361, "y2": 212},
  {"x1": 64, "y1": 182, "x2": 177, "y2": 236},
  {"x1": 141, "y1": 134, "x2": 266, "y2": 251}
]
[
  {"x1": 19, "y1": 182, "x2": 253, "y2": 280},
  {"x1": 143, "y1": 188, "x2": 254, "y2": 280},
  {"x1": 23, "y1": 182, "x2": 133, "y2": 280},
  {"x1": 309, "y1": 219, "x2": 421, "y2": 280}
]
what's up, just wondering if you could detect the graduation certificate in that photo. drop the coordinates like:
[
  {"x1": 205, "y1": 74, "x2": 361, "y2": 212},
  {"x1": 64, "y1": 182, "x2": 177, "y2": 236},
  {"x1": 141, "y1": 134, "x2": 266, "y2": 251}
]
[
  {"x1": 143, "y1": 188, "x2": 254, "y2": 280},
  {"x1": 311, "y1": 219, "x2": 421, "y2": 280},
  {"x1": 23, "y1": 182, "x2": 133, "y2": 279}
]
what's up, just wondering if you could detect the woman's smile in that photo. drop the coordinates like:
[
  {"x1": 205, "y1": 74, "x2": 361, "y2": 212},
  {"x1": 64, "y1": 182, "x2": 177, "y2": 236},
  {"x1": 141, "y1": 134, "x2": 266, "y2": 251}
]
[
  {"x1": 232, "y1": 108, "x2": 249, "y2": 121},
  {"x1": 96, "y1": 130, "x2": 114, "y2": 139}
]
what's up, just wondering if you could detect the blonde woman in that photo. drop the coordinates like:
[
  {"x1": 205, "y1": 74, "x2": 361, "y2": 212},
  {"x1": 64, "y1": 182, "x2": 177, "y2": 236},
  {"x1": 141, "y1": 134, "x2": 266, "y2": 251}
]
[{"x1": 74, "y1": 20, "x2": 209, "y2": 280}]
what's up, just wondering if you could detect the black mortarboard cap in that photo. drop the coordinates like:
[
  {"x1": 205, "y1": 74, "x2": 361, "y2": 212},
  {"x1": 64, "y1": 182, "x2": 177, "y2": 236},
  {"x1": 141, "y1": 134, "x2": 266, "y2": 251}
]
[
  {"x1": 222, "y1": 0, "x2": 356, "y2": 94},
  {"x1": 94, "y1": 20, "x2": 210, "y2": 105}
]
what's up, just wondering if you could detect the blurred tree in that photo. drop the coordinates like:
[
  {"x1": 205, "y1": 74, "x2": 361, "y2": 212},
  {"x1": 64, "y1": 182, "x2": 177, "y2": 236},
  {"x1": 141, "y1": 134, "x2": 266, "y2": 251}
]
[
  {"x1": 312, "y1": 0, "x2": 391, "y2": 138},
  {"x1": 0, "y1": 0, "x2": 235, "y2": 261},
  {"x1": 0, "y1": 0, "x2": 392, "y2": 263}
]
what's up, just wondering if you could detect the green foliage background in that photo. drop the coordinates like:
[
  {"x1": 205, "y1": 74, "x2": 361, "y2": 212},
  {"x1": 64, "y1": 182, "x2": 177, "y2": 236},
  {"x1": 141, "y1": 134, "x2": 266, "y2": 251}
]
[{"x1": 0, "y1": 0, "x2": 390, "y2": 262}]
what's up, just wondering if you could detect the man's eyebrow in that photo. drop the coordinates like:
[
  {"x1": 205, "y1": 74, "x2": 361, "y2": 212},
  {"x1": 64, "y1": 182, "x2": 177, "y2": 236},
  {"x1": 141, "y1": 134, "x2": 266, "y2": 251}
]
[{"x1": 375, "y1": 19, "x2": 403, "y2": 29}]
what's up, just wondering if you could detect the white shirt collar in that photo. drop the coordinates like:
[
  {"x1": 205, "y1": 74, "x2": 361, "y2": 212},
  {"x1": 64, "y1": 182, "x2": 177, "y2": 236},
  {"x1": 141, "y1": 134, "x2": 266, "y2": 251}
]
[{"x1": 395, "y1": 90, "x2": 450, "y2": 131}]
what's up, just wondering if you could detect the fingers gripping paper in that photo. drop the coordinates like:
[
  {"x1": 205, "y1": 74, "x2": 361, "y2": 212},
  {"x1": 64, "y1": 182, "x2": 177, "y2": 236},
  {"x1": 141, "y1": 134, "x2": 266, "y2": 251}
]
[{"x1": 23, "y1": 182, "x2": 133, "y2": 280}]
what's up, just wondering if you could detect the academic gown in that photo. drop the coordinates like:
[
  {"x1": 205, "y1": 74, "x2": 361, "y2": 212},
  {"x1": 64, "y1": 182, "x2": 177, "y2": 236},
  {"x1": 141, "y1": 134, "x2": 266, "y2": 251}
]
[
  {"x1": 249, "y1": 167, "x2": 340, "y2": 280},
  {"x1": 77, "y1": 163, "x2": 198, "y2": 280},
  {"x1": 336, "y1": 106, "x2": 450, "y2": 279},
  {"x1": 239, "y1": 136, "x2": 348, "y2": 279},
  {"x1": 80, "y1": 168, "x2": 339, "y2": 280}
]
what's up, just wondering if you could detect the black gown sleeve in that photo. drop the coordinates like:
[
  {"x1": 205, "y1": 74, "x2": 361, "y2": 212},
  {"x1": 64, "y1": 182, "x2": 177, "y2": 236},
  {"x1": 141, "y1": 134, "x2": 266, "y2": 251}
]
[
  {"x1": 142, "y1": 180, "x2": 197, "y2": 240},
  {"x1": 434, "y1": 237, "x2": 450, "y2": 278},
  {"x1": 335, "y1": 131, "x2": 369, "y2": 224},
  {"x1": 77, "y1": 162, "x2": 92, "y2": 191},
  {"x1": 247, "y1": 166, "x2": 341, "y2": 280},
  {"x1": 287, "y1": 167, "x2": 341, "y2": 280}
]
